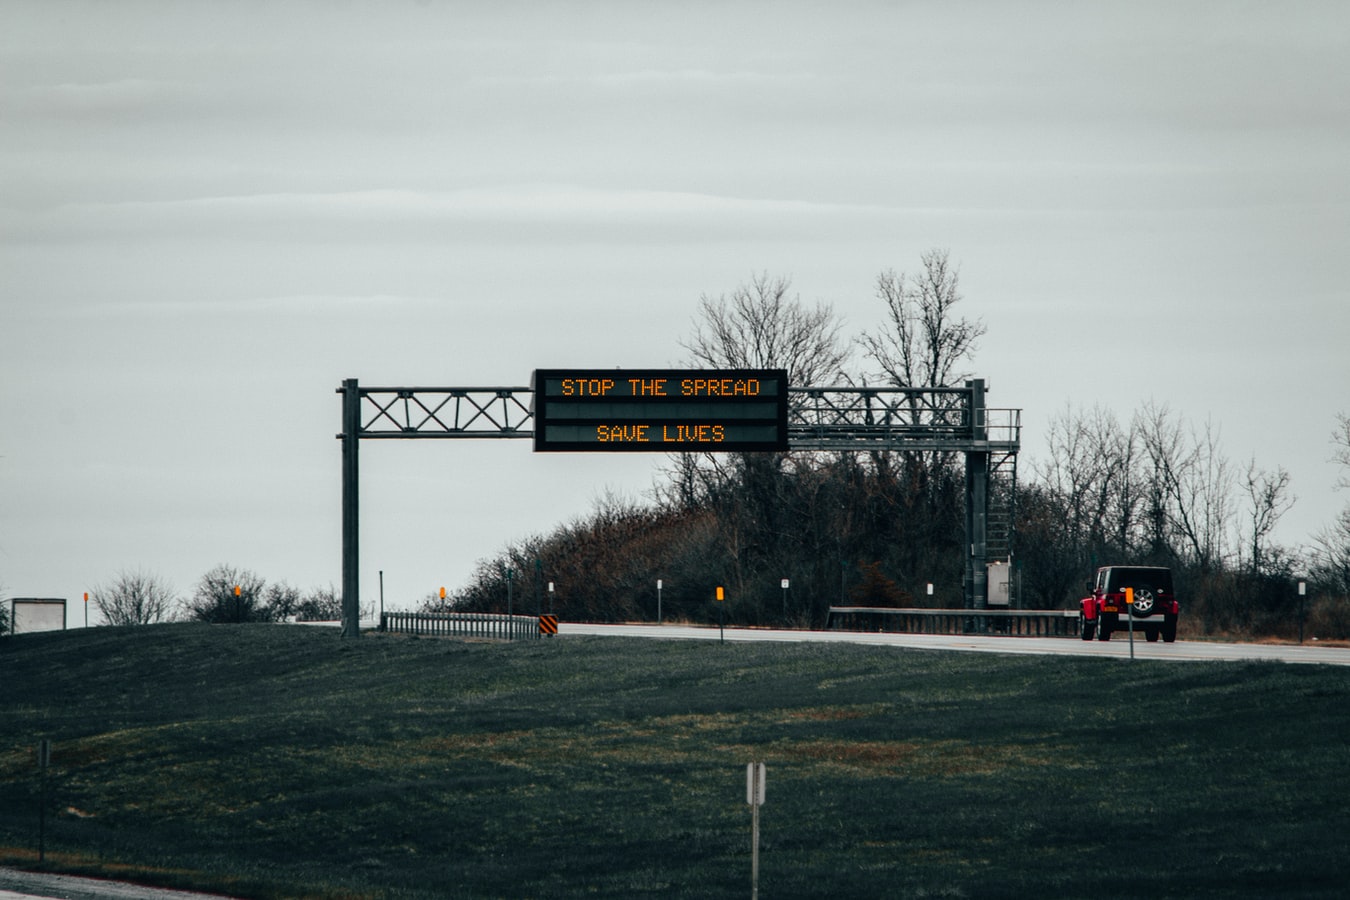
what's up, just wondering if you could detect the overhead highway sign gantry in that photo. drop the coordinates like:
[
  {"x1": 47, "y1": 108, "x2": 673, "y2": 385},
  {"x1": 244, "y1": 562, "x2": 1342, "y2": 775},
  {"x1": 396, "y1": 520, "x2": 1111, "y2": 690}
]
[{"x1": 337, "y1": 374, "x2": 1019, "y2": 638}]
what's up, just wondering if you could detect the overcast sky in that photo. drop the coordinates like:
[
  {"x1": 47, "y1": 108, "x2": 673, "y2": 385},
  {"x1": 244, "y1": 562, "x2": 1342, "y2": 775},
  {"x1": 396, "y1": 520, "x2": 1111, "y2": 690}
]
[{"x1": 3, "y1": 1, "x2": 1348, "y2": 618}]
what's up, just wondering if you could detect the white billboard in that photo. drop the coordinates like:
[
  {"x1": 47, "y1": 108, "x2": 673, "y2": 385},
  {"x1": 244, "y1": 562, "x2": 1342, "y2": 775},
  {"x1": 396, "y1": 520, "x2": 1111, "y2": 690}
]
[{"x1": 10, "y1": 598, "x2": 67, "y2": 635}]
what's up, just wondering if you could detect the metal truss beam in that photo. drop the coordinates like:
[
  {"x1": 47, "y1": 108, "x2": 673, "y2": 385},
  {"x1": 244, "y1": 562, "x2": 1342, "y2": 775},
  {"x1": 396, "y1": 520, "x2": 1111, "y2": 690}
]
[
  {"x1": 344, "y1": 383, "x2": 1021, "y2": 453},
  {"x1": 349, "y1": 385, "x2": 534, "y2": 438}
]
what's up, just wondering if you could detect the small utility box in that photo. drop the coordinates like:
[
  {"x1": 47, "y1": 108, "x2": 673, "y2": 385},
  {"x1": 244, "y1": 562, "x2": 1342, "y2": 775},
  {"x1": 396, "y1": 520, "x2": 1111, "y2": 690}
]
[{"x1": 987, "y1": 564, "x2": 1011, "y2": 607}]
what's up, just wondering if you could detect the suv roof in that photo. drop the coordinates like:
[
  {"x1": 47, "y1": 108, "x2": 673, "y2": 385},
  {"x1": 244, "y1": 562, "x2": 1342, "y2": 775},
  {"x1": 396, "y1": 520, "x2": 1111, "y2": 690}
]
[{"x1": 1098, "y1": 566, "x2": 1173, "y2": 593}]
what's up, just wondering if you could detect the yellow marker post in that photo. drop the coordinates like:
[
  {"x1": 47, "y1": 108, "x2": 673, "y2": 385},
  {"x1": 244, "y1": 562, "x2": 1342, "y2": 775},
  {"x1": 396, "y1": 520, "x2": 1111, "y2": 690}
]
[
  {"x1": 716, "y1": 586, "x2": 725, "y2": 642},
  {"x1": 1124, "y1": 587, "x2": 1135, "y2": 659}
]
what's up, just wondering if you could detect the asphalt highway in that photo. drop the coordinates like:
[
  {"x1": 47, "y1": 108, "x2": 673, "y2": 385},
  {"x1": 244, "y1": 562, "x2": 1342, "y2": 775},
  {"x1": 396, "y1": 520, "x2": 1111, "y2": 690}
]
[
  {"x1": 558, "y1": 622, "x2": 1350, "y2": 666},
  {"x1": 0, "y1": 869, "x2": 237, "y2": 900}
]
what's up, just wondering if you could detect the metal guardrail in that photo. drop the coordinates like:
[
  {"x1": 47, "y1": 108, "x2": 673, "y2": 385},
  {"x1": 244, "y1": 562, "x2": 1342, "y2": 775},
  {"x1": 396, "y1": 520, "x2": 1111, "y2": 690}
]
[
  {"x1": 827, "y1": 607, "x2": 1080, "y2": 637},
  {"x1": 381, "y1": 611, "x2": 542, "y2": 640}
]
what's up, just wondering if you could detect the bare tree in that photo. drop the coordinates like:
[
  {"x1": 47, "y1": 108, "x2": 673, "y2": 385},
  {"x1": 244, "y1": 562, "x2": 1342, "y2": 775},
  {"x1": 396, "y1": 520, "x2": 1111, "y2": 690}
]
[
  {"x1": 186, "y1": 564, "x2": 269, "y2": 623},
  {"x1": 859, "y1": 249, "x2": 986, "y2": 391},
  {"x1": 1188, "y1": 419, "x2": 1236, "y2": 572},
  {"x1": 671, "y1": 270, "x2": 849, "y2": 502},
  {"x1": 1018, "y1": 404, "x2": 1147, "y2": 606},
  {"x1": 857, "y1": 249, "x2": 987, "y2": 536},
  {"x1": 1242, "y1": 459, "x2": 1295, "y2": 575},
  {"x1": 1037, "y1": 403, "x2": 1141, "y2": 561},
  {"x1": 681, "y1": 272, "x2": 850, "y2": 386},
  {"x1": 1333, "y1": 412, "x2": 1350, "y2": 490},
  {"x1": 1135, "y1": 403, "x2": 1235, "y2": 573},
  {"x1": 297, "y1": 584, "x2": 343, "y2": 621},
  {"x1": 670, "y1": 274, "x2": 853, "y2": 618},
  {"x1": 91, "y1": 569, "x2": 178, "y2": 626},
  {"x1": 263, "y1": 581, "x2": 303, "y2": 621},
  {"x1": 1312, "y1": 508, "x2": 1350, "y2": 595},
  {"x1": 1311, "y1": 412, "x2": 1350, "y2": 592}
]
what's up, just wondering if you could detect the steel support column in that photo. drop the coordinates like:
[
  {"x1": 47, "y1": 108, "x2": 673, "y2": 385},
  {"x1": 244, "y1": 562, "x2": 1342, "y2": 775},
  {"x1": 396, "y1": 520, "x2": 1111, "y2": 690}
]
[
  {"x1": 964, "y1": 379, "x2": 989, "y2": 619},
  {"x1": 340, "y1": 378, "x2": 360, "y2": 638},
  {"x1": 965, "y1": 458, "x2": 990, "y2": 613}
]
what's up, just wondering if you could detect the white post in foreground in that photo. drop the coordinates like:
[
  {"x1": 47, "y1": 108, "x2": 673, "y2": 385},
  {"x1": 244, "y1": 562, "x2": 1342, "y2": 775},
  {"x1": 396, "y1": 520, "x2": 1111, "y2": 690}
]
[{"x1": 747, "y1": 761, "x2": 766, "y2": 900}]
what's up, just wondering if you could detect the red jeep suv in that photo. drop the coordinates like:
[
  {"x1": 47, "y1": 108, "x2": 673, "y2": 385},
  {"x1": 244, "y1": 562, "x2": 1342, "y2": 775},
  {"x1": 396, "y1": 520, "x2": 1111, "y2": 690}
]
[{"x1": 1079, "y1": 565, "x2": 1178, "y2": 643}]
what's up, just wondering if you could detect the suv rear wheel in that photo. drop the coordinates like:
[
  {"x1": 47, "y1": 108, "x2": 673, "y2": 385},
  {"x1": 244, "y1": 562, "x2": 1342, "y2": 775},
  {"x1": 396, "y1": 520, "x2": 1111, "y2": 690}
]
[
  {"x1": 1096, "y1": 614, "x2": 1113, "y2": 641},
  {"x1": 1129, "y1": 586, "x2": 1157, "y2": 617}
]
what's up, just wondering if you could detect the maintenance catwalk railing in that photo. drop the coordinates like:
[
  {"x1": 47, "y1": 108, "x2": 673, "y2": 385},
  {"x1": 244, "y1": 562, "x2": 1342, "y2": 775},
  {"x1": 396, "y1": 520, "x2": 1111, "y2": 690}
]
[
  {"x1": 827, "y1": 607, "x2": 1080, "y2": 637},
  {"x1": 381, "y1": 611, "x2": 542, "y2": 640}
]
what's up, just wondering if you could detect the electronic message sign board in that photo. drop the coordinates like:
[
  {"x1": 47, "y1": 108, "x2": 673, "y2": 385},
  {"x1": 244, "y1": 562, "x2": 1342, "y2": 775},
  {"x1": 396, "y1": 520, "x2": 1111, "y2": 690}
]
[{"x1": 532, "y1": 369, "x2": 788, "y2": 452}]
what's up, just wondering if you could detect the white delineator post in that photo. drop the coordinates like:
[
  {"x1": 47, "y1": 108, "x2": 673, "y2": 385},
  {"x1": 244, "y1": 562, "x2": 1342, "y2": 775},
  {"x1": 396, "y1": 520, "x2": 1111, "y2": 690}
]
[{"x1": 747, "y1": 761, "x2": 766, "y2": 899}]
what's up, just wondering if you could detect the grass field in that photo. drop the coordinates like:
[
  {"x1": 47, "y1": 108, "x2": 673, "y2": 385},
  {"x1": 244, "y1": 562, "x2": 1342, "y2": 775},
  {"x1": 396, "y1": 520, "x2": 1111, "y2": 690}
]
[{"x1": 2, "y1": 623, "x2": 1349, "y2": 899}]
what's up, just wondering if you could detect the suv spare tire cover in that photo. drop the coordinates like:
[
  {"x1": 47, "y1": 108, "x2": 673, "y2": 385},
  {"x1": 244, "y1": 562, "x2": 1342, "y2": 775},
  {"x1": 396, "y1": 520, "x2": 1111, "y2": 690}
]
[{"x1": 1129, "y1": 587, "x2": 1157, "y2": 617}]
